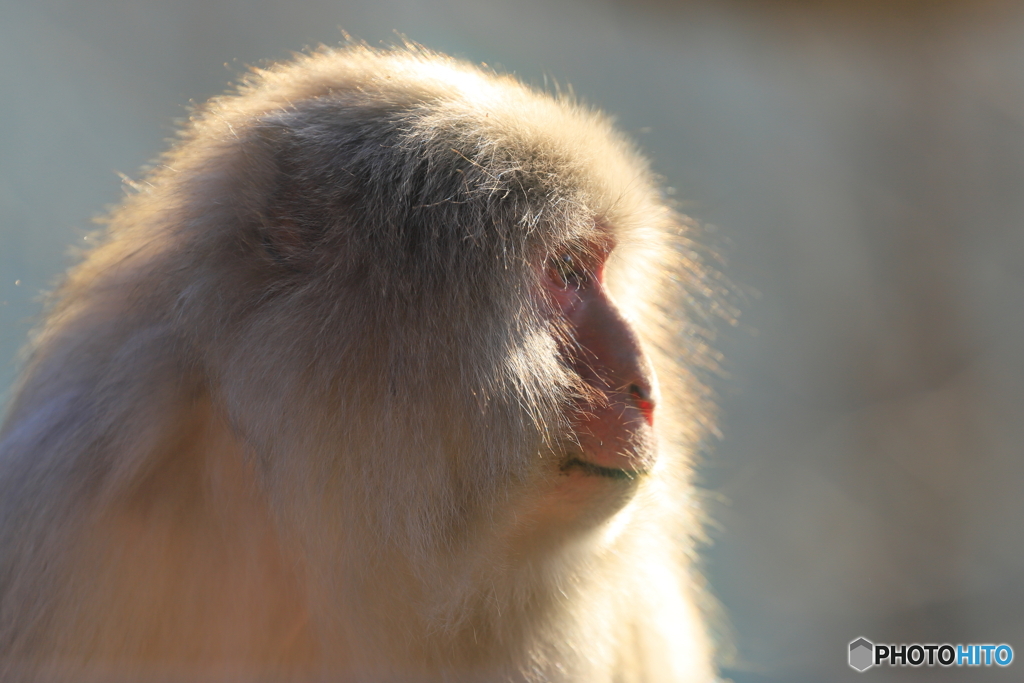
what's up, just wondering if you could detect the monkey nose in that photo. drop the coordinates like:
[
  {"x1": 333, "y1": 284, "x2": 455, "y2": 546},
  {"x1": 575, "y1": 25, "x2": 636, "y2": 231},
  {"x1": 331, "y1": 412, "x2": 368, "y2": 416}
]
[{"x1": 628, "y1": 383, "x2": 655, "y2": 426}]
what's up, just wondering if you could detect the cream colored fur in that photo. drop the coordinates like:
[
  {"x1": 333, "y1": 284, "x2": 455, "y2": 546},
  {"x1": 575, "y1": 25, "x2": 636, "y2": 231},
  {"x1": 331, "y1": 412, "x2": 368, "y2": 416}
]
[{"x1": 0, "y1": 46, "x2": 718, "y2": 682}]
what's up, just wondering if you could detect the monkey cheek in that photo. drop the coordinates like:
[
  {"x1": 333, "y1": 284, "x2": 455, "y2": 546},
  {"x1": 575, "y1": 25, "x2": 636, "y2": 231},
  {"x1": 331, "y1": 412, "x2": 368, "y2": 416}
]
[{"x1": 570, "y1": 402, "x2": 657, "y2": 474}]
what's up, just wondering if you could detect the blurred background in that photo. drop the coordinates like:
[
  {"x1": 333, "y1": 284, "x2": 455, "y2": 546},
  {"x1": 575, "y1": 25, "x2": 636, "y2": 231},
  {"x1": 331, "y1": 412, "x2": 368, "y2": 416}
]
[{"x1": 2, "y1": 0, "x2": 1023, "y2": 680}]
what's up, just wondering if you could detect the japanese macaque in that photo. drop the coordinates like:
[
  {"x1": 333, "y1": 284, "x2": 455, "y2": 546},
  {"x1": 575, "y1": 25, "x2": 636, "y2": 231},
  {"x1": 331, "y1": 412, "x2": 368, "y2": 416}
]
[{"x1": 0, "y1": 46, "x2": 717, "y2": 681}]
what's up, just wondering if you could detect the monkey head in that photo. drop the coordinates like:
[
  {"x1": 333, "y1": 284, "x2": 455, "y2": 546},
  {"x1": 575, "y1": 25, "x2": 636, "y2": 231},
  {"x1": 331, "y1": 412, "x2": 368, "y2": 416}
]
[{"x1": 123, "y1": 47, "x2": 704, "y2": 541}]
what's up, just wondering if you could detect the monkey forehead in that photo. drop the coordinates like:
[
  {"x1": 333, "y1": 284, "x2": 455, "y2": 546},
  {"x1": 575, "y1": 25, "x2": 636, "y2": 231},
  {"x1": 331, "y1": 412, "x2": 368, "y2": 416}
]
[{"x1": 205, "y1": 47, "x2": 664, "y2": 241}]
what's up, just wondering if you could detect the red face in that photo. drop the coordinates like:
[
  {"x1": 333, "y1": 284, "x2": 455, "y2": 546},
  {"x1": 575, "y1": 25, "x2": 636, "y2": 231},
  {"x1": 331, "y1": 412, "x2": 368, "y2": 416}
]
[{"x1": 544, "y1": 238, "x2": 658, "y2": 478}]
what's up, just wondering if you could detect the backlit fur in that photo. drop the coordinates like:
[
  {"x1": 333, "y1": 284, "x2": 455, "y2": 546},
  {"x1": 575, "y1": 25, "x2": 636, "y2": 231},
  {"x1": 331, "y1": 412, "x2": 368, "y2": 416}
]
[{"x1": 0, "y1": 45, "x2": 718, "y2": 682}]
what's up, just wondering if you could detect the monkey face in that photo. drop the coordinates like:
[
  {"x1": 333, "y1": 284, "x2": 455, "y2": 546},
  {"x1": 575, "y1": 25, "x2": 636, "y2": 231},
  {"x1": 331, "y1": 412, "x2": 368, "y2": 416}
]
[{"x1": 544, "y1": 238, "x2": 658, "y2": 480}]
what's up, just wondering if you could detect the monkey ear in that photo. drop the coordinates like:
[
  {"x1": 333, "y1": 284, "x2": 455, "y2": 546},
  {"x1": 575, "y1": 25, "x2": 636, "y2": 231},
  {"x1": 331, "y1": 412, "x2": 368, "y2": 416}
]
[
  {"x1": 259, "y1": 211, "x2": 312, "y2": 266},
  {"x1": 238, "y1": 124, "x2": 320, "y2": 268},
  {"x1": 257, "y1": 175, "x2": 328, "y2": 268}
]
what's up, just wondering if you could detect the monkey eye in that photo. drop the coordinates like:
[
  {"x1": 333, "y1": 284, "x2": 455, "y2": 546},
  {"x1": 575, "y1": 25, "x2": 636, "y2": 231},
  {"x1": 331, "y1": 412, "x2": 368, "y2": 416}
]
[{"x1": 548, "y1": 252, "x2": 593, "y2": 289}]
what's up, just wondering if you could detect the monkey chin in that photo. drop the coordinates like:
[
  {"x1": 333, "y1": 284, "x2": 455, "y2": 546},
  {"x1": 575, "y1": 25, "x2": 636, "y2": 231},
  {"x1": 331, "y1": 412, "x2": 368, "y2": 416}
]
[
  {"x1": 526, "y1": 434, "x2": 655, "y2": 530},
  {"x1": 506, "y1": 452, "x2": 646, "y2": 546},
  {"x1": 509, "y1": 456, "x2": 643, "y2": 548}
]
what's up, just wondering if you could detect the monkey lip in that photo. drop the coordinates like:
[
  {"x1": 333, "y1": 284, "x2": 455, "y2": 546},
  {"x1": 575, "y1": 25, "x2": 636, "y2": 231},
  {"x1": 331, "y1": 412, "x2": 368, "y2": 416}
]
[{"x1": 560, "y1": 457, "x2": 648, "y2": 480}]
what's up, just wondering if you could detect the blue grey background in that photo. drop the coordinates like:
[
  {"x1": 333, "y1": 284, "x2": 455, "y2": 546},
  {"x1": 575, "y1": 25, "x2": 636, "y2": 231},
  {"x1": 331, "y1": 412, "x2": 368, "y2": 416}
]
[{"x1": 3, "y1": 1, "x2": 1024, "y2": 681}]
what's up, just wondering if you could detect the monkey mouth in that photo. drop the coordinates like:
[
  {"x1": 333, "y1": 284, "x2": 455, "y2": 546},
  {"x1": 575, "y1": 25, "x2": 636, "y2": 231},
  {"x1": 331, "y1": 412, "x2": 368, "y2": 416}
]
[{"x1": 559, "y1": 457, "x2": 648, "y2": 480}]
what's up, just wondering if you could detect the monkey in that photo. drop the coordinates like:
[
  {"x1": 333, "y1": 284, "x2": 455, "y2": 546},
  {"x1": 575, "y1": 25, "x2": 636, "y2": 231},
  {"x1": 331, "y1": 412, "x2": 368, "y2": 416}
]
[{"x1": 0, "y1": 45, "x2": 718, "y2": 682}]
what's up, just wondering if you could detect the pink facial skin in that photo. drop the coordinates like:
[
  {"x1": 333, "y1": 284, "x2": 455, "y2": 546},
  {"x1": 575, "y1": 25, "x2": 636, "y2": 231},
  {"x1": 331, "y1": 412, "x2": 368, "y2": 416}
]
[{"x1": 544, "y1": 242, "x2": 658, "y2": 476}]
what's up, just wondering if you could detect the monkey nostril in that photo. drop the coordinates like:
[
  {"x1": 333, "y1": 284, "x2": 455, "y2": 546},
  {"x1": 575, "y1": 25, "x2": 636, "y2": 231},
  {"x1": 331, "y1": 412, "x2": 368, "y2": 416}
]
[
  {"x1": 628, "y1": 383, "x2": 649, "y2": 401},
  {"x1": 628, "y1": 384, "x2": 655, "y2": 426}
]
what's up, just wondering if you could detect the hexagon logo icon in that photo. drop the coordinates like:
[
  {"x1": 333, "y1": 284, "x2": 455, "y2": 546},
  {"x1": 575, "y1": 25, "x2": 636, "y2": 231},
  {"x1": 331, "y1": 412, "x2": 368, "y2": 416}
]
[{"x1": 849, "y1": 637, "x2": 874, "y2": 672}]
